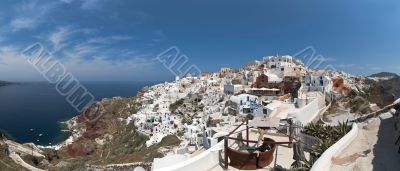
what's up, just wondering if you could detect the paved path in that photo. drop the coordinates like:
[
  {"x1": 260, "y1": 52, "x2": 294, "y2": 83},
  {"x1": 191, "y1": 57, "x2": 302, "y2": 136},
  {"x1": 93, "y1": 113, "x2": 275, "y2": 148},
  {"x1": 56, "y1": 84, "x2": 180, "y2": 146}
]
[
  {"x1": 330, "y1": 113, "x2": 400, "y2": 171},
  {"x1": 4, "y1": 140, "x2": 45, "y2": 171},
  {"x1": 9, "y1": 152, "x2": 44, "y2": 171},
  {"x1": 5, "y1": 140, "x2": 44, "y2": 158}
]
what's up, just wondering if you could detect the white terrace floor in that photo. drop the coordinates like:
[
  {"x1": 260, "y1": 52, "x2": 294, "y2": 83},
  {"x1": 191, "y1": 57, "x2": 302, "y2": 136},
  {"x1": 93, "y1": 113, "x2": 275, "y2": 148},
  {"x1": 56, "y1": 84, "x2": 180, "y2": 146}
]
[{"x1": 209, "y1": 128, "x2": 309, "y2": 171}]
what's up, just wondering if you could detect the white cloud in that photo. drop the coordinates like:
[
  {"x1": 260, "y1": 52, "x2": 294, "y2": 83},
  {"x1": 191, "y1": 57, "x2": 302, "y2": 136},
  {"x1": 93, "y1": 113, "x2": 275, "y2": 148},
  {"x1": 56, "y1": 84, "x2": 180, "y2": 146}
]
[
  {"x1": 46, "y1": 26, "x2": 96, "y2": 52},
  {"x1": 10, "y1": 18, "x2": 37, "y2": 31},
  {"x1": 59, "y1": 0, "x2": 74, "y2": 3},
  {"x1": 86, "y1": 37, "x2": 109, "y2": 44},
  {"x1": 58, "y1": 0, "x2": 104, "y2": 11},
  {"x1": 81, "y1": 0, "x2": 103, "y2": 10},
  {"x1": 0, "y1": 1, "x2": 160, "y2": 81},
  {"x1": 43, "y1": 26, "x2": 139, "y2": 62},
  {"x1": 46, "y1": 29, "x2": 159, "y2": 80},
  {"x1": 86, "y1": 35, "x2": 133, "y2": 44},
  {"x1": 57, "y1": 50, "x2": 158, "y2": 80},
  {"x1": 110, "y1": 35, "x2": 133, "y2": 41},
  {"x1": 0, "y1": 44, "x2": 159, "y2": 81},
  {"x1": 48, "y1": 27, "x2": 73, "y2": 51},
  {"x1": 68, "y1": 43, "x2": 103, "y2": 58},
  {"x1": 0, "y1": 46, "x2": 43, "y2": 81},
  {"x1": 314, "y1": 56, "x2": 335, "y2": 63},
  {"x1": 337, "y1": 64, "x2": 355, "y2": 68},
  {"x1": 9, "y1": 0, "x2": 58, "y2": 32}
]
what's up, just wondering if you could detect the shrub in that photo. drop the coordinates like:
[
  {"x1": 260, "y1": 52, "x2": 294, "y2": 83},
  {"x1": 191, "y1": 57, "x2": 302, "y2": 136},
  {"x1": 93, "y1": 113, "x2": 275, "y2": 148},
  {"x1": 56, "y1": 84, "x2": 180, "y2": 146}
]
[
  {"x1": 292, "y1": 121, "x2": 351, "y2": 170},
  {"x1": 302, "y1": 120, "x2": 351, "y2": 157}
]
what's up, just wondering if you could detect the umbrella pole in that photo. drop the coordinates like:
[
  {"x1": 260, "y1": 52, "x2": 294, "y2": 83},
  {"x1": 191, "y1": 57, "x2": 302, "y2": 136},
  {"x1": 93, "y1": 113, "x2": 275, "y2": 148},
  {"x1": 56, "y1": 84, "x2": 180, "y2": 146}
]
[{"x1": 273, "y1": 145, "x2": 278, "y2": 170}]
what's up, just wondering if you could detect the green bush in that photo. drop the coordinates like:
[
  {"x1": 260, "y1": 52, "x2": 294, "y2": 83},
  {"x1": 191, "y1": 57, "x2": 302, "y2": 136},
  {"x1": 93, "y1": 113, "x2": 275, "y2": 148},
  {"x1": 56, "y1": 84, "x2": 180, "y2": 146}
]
[
  {"x1": 302, "y1": 120, "x2": 351, "y2": 158},
  {"x1": 292, "y1": 121, "x2": 351, "y2": 170}
]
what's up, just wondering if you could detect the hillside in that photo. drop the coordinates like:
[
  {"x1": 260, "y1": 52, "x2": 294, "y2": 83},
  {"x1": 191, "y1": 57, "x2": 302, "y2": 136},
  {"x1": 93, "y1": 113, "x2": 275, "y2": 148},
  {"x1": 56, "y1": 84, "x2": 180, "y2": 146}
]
[
  {"x1": 41, "y1": 91, "x2": 180, "y2": 170},
  {"x1": 369, "y1": 72, "x2": 399, "y2": 78},
  {"x1": 0, "y1": 131, "x2": 30, "y2": 171},
  {"x1": 0, "y1": 80, "x2": 10, "y2": 87},
  {"x1": 378, "y1": 77, "x2": 400, "y2": 98},
  {"x1": 368, "y1": 72, "x2": 400, "y2": 98}
]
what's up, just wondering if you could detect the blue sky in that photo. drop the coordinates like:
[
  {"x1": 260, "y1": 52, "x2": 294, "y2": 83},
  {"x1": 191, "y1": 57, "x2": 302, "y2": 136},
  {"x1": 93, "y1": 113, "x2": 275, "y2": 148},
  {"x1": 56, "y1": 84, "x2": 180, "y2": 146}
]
[{"x1": 0, "y1": 0, "x2": 399, "y2": 81}]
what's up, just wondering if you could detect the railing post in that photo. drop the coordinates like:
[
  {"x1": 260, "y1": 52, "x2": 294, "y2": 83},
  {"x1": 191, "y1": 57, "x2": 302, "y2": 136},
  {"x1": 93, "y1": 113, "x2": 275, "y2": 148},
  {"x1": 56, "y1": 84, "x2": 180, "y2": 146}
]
[
  {"x1": 274, "y1": 145, "x2": 279, "y2": 170},
  {"x1": 246, "y1": 119, "x2": 249, "y2": 146},
  {"x1": 224, "y1": 136, "x2": 228, "y2": 170}
]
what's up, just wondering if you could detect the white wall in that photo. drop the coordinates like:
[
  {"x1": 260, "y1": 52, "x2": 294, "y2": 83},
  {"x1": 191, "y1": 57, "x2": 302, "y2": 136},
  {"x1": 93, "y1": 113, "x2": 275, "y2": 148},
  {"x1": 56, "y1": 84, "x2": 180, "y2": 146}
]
[
  {"x1": 307, "y1": 75, "x2": 333, "y2": 93},
  {"x1": 154, "y1": 141, "x2": 224, "y2": 171},
  {"x1": 290, "y1": 93, "x2": 325, "y2": 125},
  {"x1": 310, "y1": 123, "x2": 359, "y2": 171},
  {"x1": 154, "y1": 134, "x2": 242, "y2": 171}
]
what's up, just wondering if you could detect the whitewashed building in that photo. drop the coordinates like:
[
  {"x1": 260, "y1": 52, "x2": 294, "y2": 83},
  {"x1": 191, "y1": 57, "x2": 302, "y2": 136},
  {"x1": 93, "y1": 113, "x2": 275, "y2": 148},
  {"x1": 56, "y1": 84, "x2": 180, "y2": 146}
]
[
  {"x1": 305, "y1": 74, "x2": 333, "y2": 93},
  {"x1": 223, "y1": 84, "x2": 243, "y2": 95},
  {"x1": 230, "y1": 94, "x2": 260, "y2": 115}
]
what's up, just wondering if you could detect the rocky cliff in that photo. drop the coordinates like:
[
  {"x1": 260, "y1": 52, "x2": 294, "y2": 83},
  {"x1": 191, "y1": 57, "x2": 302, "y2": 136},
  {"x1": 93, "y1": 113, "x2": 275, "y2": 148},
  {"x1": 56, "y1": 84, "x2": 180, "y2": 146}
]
[
  {"x1": 37, "y1": 89, "x2": 181, "y2": 170},
  {"x1": 325, "y1": 72, "x2": 400, "y2": 121},
  {"x1": 362, "y1": 72, "x2": 400, "y2": 107}
]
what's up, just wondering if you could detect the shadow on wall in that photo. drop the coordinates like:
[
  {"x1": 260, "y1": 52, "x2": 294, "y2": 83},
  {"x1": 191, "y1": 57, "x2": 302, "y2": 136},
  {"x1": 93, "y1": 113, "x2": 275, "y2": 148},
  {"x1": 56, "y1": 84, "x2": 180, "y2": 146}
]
[{"x1": 371, "y1": 117, "x2": 400, "y2": 171}]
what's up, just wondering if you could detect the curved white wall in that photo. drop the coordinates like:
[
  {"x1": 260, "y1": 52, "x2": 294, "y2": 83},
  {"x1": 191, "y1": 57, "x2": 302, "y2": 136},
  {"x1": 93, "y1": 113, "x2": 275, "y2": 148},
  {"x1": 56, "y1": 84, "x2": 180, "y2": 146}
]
[
  {"x1": 310, "y1": 123, "x2": 359, "y2": 171},
  {"x1": 291, "y1": 93, "x2": 325, "y2": 125},
  {"x1": 155, "y1": 141, "x2": 224, "y2": 171}
]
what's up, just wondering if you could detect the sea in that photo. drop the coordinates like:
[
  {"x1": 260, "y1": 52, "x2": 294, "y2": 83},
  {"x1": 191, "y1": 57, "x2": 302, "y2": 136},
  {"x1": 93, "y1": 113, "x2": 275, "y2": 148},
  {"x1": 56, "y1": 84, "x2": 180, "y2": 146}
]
[{"x1": 0, "y1": 81, "x2": 159, "y2": 146}]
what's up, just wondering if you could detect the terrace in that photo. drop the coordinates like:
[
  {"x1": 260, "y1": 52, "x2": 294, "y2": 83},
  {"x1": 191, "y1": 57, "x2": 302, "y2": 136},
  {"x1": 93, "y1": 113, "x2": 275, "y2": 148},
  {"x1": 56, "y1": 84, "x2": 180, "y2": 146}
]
[{"x1": 208, "y1": 118, "x2": 312, "y2": 171}]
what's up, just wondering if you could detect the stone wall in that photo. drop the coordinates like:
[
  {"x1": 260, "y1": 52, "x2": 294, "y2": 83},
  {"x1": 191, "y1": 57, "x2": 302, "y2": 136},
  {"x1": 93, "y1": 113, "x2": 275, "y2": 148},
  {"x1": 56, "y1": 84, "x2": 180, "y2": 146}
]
[{"x1": 86, "y1": 162, "x2": 152, "y2": 171}]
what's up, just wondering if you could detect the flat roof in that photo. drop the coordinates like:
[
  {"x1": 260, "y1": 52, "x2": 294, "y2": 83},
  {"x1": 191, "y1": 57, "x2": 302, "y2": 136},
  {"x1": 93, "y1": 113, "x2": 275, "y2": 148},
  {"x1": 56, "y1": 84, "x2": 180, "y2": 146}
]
[{"x1": 248, "y1": 117, "x2": 281, "y2": 128}]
